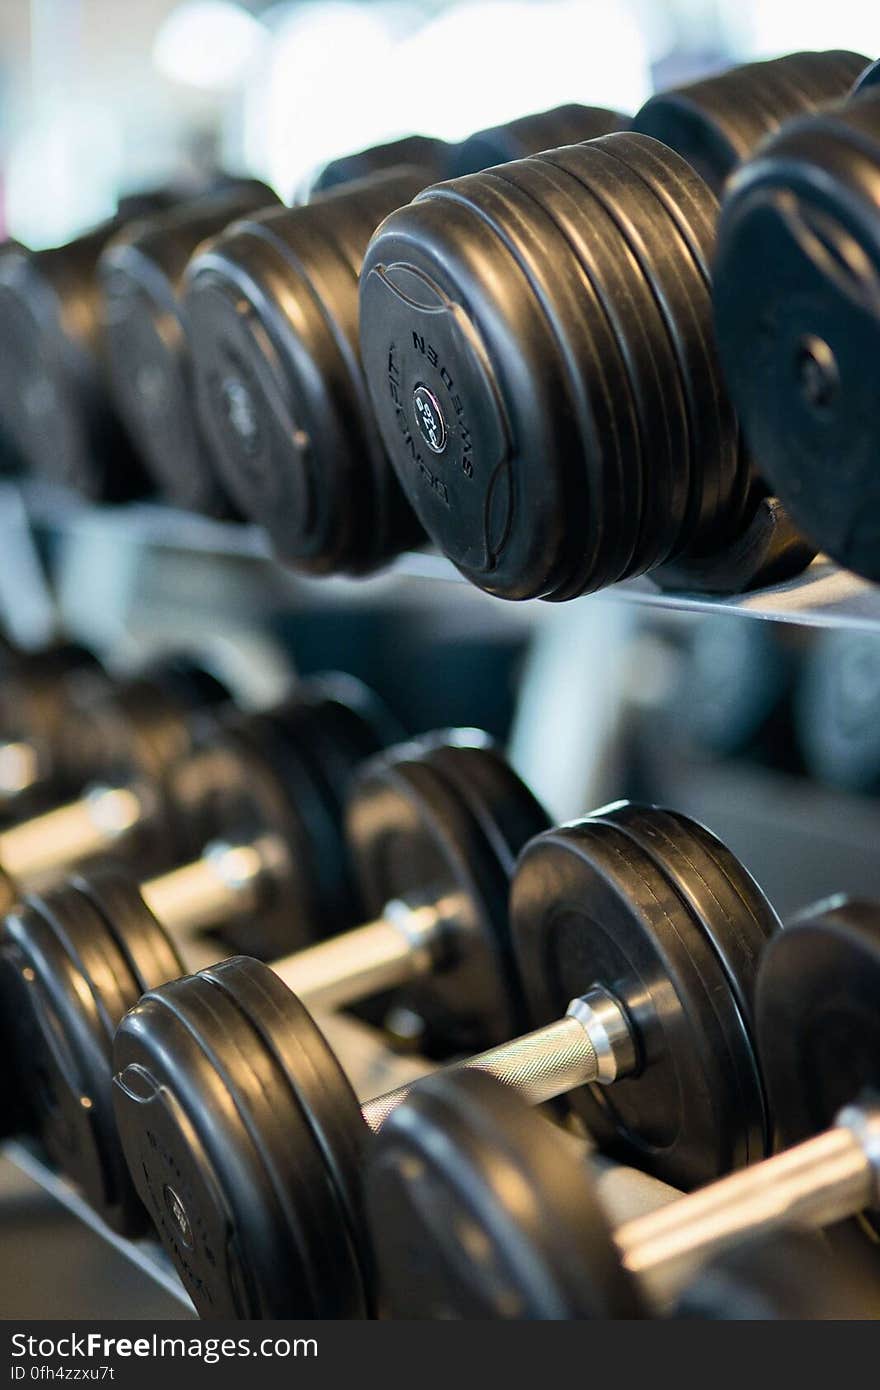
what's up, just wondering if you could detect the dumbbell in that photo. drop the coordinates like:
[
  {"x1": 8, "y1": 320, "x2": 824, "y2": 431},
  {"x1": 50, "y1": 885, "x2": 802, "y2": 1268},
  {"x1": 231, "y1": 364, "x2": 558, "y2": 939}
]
[
  {"x1": 714, "y1": 90, "x2": 880, "y2": 583},
  {"x1": 111, "y1": 800, "x2": 779, "y2": 1317},
  {"x1": 183, "y1": 167, "x2": 429, "y2": 575},
  {"x1": 366, "y1": 897, "x2": 880, "y2": 1318},
  {"x1": 0, "y1": 190, "x2": 185, "y2": 499},
  {"x1": 360, "y1": 130, "x2": 796, "y2": 602},
  {"x1": 451, "y1": 103, "x2": 631, "y2": 177},
  {"x1": 0, "y1": 639, "x2": 104, "y2": 810},
  {"x1": 632, "y1": 50, "x2": 868, "y2": 194},
  {"x1": 0, "y1": 674, "x2": 398, "y2": 1233},
  {"x1": 98, "y1": 180, "x2": 281, "y2": 517},
  {"x1": 310, "y1": 136, "x2": 454, "y2": 194},
  {"x1": 0, "y1": 654, "x2": 230, "y2": 905}
]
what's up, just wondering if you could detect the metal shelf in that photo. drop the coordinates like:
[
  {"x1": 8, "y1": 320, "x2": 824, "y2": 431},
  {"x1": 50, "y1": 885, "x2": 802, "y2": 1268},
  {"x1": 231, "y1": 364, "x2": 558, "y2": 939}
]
[{"x1": 5, "y1": 481, "x2": 880, "y2": 632}]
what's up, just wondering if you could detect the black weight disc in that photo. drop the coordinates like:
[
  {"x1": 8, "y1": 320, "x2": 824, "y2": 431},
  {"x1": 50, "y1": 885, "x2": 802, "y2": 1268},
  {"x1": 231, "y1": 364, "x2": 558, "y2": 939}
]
[
  {"x1": 0, "y1": 883, "x2": 148, "y2": 1233},
  {"x1": 366, "y1": 1069, "x2": 645, "y2": 1319},
  {"x1": 590, "y1": 802, "x2": 774, "y2": 1160},
  {"x1": 756, "y1": 899, "x2": 880, "y2": 1199},
  {"x1": 0, "y1": 229, "x2": 150, "y2": 500},
  {"x1": 795, "y1": 630, "x2": 880, "y2": 793},
  {"x1": 112, "y1": 960, "x2": 368, "y2": 1318},
  {"x1": 360, "y1": 186, "x2": 581, "y2": 601},
  {"x1": 853, "y1": 59, "x2": 880, "y2": 96},
  {"x1": 559, "y1": 138, "x2": 729, "y2": 557},
  {"x1": 184, "y1": 169, "x2": 426, "y2": 575},
  {"x1": 311, "y1": 136, "x2": 453, "y2": 193},
  {"x1": 714, "y1": 105, "x2": 880, "y2": 581},
  {"x1": 452, "y1": 104, "x2": 630, "y2": 178},
  {"x1": 473, "y1": 168, "x2": 639, "y2": 589},
  {"x1": 674, "y1": 1227, "x2": 880, "y2": 1319},
  {"x1": 347, "y1": 733, "x2": 542, "y2": 1050},
  {"x1": 535, "y1": 148, "x2": 690, "y2": 575},
  {"x1": 511, "y1": 821, "x2": 761, "y2": 1187},
  {"x1": 71, "y1": 867, "x2": 185, "y2": 994},
  {"x1": 99, "y1": 182, "x2": 278, "y2": 515},
  {"x1": 0, "y1": 642, "x2": 104, "y2": 805}
]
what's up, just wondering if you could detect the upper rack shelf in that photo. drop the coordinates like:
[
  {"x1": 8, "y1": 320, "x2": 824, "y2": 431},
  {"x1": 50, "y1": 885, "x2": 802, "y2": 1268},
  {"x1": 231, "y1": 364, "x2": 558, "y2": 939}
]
[{"x1": 7, "y1": 481, "x2": 880, "y2": 633}]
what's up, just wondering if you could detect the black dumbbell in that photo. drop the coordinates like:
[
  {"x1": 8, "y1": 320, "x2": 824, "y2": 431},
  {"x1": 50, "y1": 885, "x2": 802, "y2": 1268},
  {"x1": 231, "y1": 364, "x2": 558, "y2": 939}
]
[
  {"x1": 852, "y1": 57, "x2": 880, "y2": 96},
  {"x1": 310, "y1": 137, "x2": 454, "y2": 194},
  {"x1": 0, "y1": 639, "x2": 104, "y2": 811},
  {"x1": 0, "y1": 654, "x2": 231, "y2": 905},
  {"x1": 366, "y1": 897, "x2": 880, "y2": 1318},
  {"x1": 451, "y1": 103, "x2": 631, "y2": 177},
  {"x1": 98, "y1": 180, "x2": 281, "y2": 517},
  {"x1": 714, "y1": 91, "x2": 880, "y2": 583},
  {"x1": 360, "y1": 130, "x2": 799, "y2": 602},
  {"x1": 183, "y1": 167, "x2": 429, "y2": 575},
  {"x1": 632, "y1": 50, "x2": 867, "y2": 195},
  {"x1": 0, "y1": 189, "x2": 185, "y2": 500},
  {"x1": 0, "y1": 674, "x2": 398, "y2": 1234},
  {"x1": 111, "y1": 801, "x2": 778, "y2": 1317}
]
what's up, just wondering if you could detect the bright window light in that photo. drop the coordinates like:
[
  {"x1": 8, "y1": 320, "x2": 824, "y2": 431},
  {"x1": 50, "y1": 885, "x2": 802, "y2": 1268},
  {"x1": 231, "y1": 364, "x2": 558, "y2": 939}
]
[{"x1": 153, "y1": 1, "x2": 267, "y2": 92}]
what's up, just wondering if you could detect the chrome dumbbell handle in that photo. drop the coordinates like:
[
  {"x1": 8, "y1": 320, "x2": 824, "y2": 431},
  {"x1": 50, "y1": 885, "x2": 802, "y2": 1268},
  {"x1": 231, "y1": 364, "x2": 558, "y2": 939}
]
[
  {"x1": 360, "y1": 987, "x2": 636, "y2": 1132},
  {"x1": 272, "y1": 893, "x2": 466, "y2": 1012},
  {"x1": 615, "y1": 1102, "x2": 880, "y2": 1310},
  {"x1": 0, "y1": 784, "x2": 146, "y2": 883},
  {"x1": 0, "y1": 739, "x2": 44, "y2": 801}
]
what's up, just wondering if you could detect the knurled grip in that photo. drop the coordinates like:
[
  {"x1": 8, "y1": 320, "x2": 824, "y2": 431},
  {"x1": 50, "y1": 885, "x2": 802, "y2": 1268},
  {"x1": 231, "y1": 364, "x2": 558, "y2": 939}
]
[{"x1": 361, "y1": 1014, "x2": 599, "y2": 1133}]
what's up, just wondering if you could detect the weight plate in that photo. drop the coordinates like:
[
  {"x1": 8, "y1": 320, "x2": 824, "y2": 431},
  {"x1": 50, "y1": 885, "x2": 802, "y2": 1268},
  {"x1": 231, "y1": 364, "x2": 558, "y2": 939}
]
[
  {"x1": 185, "y1": 170, "x2": 426, "y2": 575},
  {"x1": 100, "y1": 184, "x2": 278, "y2": 515},
  {"x1": 512, "y1": 821, "x2": 761, "y2": 1187},
  {"x1": 853, "y1": 59, "x2": 880, "y2": 96},
  {"x1": 756, "y1": 899, "x2": 880, "y2": 1163},
  {"x1": 71, "y1": 867, "x2": 185, "y2": 994},
  {"x1": 366, "y1": 1069, "x2": 645, "y2": 1318},
  {"x1": 113, "y1": 961, "x2": 367, "y2": 1317},
  {"x1": 453, "y1": 104, "x2": 630, "y2": 177},
  {"x1": 796, "y1": 630, "x2": 880, "y2": 793},
  {"x1": 112, "y1": 968, "x2": 340, "y2": 1318},
  {"x1": 360, "y1": 188, "x2": 578, "y2": 600},
  {"x1": 714, "y1": 109, "x2": 880, "y2": 581},
  {"x1": 0, "y1": 229, "x2": 150, "y2": 500},
  {"x1": 311, "y1": 136, "x2": 453, "y2": 193},
  {"x1": 0, "y1": 884, "x2": 147, "y2": 1232},
  {"x1": 560, "y1": 138, "x2": 728, "y2": 556},
  {"x1": 0, "y1": 642, "x2": 104, "y2": 803},
  {"x1": 207, "y1": 958, "x2": 370, "y2": 1309},
  {"x1": 477, "y1": 168, "x2": 639, "y2": 588},
  {"x1": 536, "y1": 148, "x2": 692, "y2": 573},
  {"x1": 591, "y1": 802, "x2": 774, "y2": 1160},
  {"x1": 348, "y1": 733, "x2": 532, "y2": 1050},
  {"x1": 674, "y1": 1228, "x2": 880, "y2": 1319}
]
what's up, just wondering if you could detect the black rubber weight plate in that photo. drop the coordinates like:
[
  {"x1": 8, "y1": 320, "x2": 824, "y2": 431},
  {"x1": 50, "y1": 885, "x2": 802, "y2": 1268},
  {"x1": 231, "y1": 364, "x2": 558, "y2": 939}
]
[
  {"x1": 0, "y1": 886, "x2": 148, "y2": 1234},
  {"x1": 486, "y1": 166, "x2": 644, "y2": 587},
  {"x1": 469, "y1": 171, "x2": 635, "y2": 591},
  {"x1": 112, "y1": 965, "x2": 360, "y2": 1319},
  {"x1": 71, "y1": 868, "x2": 185, "y2": 994},
  {"x1": 536, "y1": 148, "x2": 690, "y2": 573},
  {"x1": 756, "y1": 898, "x2": 880, "y2": 1172},
  {"x1": 347, "y1": 735, "x2": 532, "y2": 1049},
  {"x1": 590, "y1": 803, "x2": 772, "y2": 1163},
  {"x1": 511, "y1": 821, "x2": 761, "y2": 1187},
  {"x1": 366, "y1": 1069, "x2": 645, "y2": 1319}
]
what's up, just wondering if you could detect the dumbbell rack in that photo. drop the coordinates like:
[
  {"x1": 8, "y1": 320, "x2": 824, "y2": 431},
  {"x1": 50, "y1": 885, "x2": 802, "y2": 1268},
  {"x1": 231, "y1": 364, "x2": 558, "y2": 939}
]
[
  {"x1": 1, "y1": 471, "x2": 878, "y2": 1318},
  {"x1": 8, "y1": 479, "x2": 880, "y2": 634}
]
